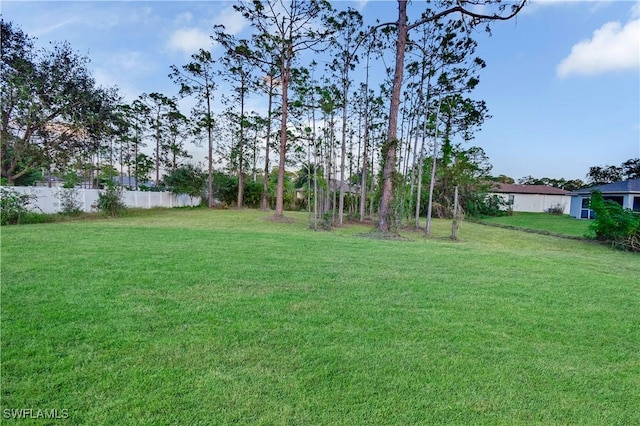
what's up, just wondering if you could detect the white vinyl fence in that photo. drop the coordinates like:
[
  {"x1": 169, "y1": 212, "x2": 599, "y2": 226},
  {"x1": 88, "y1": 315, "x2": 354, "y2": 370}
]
[{"x1": 2, "y1": 186, "x2": 200, "y2": 214}]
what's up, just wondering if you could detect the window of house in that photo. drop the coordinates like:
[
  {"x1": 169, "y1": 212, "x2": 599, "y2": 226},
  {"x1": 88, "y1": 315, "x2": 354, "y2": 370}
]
[
  {"x1": 581, "y1": 197, "x2": 590, "y2": 209},
  {"x1": 633, "y1": 196, "x2": 640, "y2": 212},
  {"x1": 508, "y1": 194, "x2": 514, "y2": 205},
  {"x1": 580, "y1": 197, "x2": 594, "y2": 219}
]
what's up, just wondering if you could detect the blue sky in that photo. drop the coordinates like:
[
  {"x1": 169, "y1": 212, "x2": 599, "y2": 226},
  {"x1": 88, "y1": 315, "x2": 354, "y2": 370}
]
[{"x1": 2, "y1": 0, "x2": 639, "y2": 182}]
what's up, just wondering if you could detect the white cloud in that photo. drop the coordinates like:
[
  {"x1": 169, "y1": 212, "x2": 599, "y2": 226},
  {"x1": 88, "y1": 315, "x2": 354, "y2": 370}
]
[
  {"x1": 165, "y1": 5, "x2": 246, "y2": 55},
  {"x1": 523, "y1": 0, "x2": 622, "y2": 15},
  {"x1": 214, "y1": 5, "x2": 247, "y2": 36},
  {"x1": 174, "y1": 12, "x2": 193, "y2": 25},
  {"x1": 355, "y1": 0, "x2": 369, "y2": 12},
  {"x1": 110, "y1": 52, "x2": 149, "y2": 72},
  {"x1": 167, "y1": 28, "x2": 213, "y2": 54},
  {"x1": 30, "y1": 18, "x2": 78, "y2": 37},
  {"x1": 557, "y1": 16, "x2": 640, "y2": 77}
]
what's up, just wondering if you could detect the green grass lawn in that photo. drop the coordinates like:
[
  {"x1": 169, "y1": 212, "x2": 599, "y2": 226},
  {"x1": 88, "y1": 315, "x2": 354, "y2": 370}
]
[
  {"x1": 478, "y1": 212, "x2": 593, "y2": 238},
  {"x1": 1, "y1": 209, "x2": 639, "y2": 425}
]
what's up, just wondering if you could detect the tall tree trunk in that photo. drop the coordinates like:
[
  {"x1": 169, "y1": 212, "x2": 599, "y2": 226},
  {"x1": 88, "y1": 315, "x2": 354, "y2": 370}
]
[
  {"x1": 426, "y1": 95, "x2": 443, "y2": 237},
  {"x1": 359, "y1": 111, "x2": 370, "y2": 222},
  {"x1": 378, "y1": 0, "x2": 408, "y2": 232},
  {"x1": 331, "y1": 113, "x2": 337, "y2": 223},
  {"x1": 275, "y1": 47, "x2": 291, "y2": 218},
  {"x1": 312, "y1": 91, "x2": 319, "y2": 230},
  {"x1": 451, "y1": 185, "x2": 459, "y2": 240},
  {"x1": 207, "y1": 93, "x2": 214, "y2": 208},
  {"x1": 155, "y1": 113, "x2": 161, "y2": 185},
  {"x1": 252, "y1": 128, "x2": 258, "y2": 183},
  {"x1": 338, "y1": 63, "x2": 349, "y2": 225},
  {"x1": 237, "y1": 76, "x2": 245, "y2": 209},
  {"x1": 415, "y1": 114, "x2": 429, "y2": 226},
  {"x1": 261, "y1": 80, "x2": 274, "y2": 211},
  {"x1": 408, "y1": 118, "x2": 420, "y2": 224},
  {"x1": 369, "y1": 137, "x2": 376, "y2": 218}
]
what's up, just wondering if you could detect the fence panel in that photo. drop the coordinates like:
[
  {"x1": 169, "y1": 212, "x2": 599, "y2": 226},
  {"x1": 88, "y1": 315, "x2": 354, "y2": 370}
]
[{"x1": 1, "y1": 187, "x2": 200, "y2": 213}]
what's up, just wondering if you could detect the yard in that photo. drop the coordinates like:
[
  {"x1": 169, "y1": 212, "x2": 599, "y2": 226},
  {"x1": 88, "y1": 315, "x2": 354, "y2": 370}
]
[
  {"x1": 477, "y1": 212, "x2": 593, "y2": 238},
  {"x1": 1, "y1": 209, "x2": 638, "y2": 424}
]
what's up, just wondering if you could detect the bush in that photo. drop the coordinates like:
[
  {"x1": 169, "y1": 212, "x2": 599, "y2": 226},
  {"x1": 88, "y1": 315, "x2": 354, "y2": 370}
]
[
  {"x1": 58, "y1": 187, "x2": 83, "y2": 216},
  {"x1": 465, "y1": 193, "x2": 507, "y2": 218},
  {"x1": 547, "y1": 204, "x2": 565, "y2": 215},
  {"x1": 244, "y1": 182, "x2": 263, "y2": 208},
  {"x1": 589, "y1": 190, "x2": 640, "y2": 252},
  {"x1": 164, "y1": 165, "x2": 206, "y2": 199},
  {"x1": 1, "y1": 188, "x2": 39, "y2": 225},
  {"x1": 97, "y1": 186, "x2": 127, "y2": 217}
]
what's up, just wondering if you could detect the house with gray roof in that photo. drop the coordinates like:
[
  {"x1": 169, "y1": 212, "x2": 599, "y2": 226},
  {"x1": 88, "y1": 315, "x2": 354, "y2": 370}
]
[{"x1": 569, "y1": 179, "x2": 640, "y2": 219}]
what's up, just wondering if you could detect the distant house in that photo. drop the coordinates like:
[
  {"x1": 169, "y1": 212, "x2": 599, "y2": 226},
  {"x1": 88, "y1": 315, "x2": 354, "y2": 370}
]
[
  {"x1": 569, "y1": 179, "x2": 640, "y2": 219},
  {"x1": 489, "y1": 183, "x2": 571, "y2": 214},
  {"x1": 111, "y1": 176, "x2": 156, "y2": 189},
  {"x1": 36, "y1": 176, "x2": 65, "y2": 188}
]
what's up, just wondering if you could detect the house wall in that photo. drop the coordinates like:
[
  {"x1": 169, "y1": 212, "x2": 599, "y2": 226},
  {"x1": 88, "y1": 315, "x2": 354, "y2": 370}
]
[
  {"x1": 2, "y1": 186, "x2": 200, "y2": 214},
  {"x1": 492, "y1": 193, "x2": 571, "y2": 214},
  {"x1": 570, "y1": 193, "x2": 640, "y2": 218},
  {"x1": 569, "y1": 196, "x2": 583, "y2": 219}
]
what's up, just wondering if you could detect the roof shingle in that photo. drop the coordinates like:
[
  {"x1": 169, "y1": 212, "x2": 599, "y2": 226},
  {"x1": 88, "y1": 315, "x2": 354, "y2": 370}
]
[
  {"x1": 491, "y1": 183, "x2": 570, "y2": 195},
  {"x1": 571, "y1": 179, "x2": 640, "y2": 195}
]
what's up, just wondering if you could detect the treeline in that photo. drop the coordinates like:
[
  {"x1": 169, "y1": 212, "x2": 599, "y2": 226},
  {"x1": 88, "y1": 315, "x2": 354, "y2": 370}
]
[
  {"x1": 489, "y1": 158, "x2": 640, "y2": 192},
  {"x1": 2, "y1": 1, "x2": 533, "y2": 232}
]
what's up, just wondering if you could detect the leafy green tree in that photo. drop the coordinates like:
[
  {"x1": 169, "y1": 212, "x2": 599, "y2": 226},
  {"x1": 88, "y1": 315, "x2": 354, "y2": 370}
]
[
  {"x1": 211, "y1": 172, "x2": 237, "y2": 206},
  {"x1": 1, "y1": 21, "x2": 120, "y2": 185},
  {"x1": 517, "y1": 176, "x2": 584, "y2": 191},
  {"x1": 376, "y1": 0, "x2": 526, "y2": 233},
  {"x1": 164, "y1": 109, "x2": 191, "y2": 172},
  {"x1": 587, "y1": 158, "x2": 640, "y2": 184},
  {"x1": 257, "y1": 74, "x2": 279, "y2": 211},
  {"x1": 0, "y1": 187, "x2": 38, "y2": 225},
  {"x1": 434, "y1": 95, "x2": 489, "y2": 211},
  {"x1": 169, "y1": 49, "x2": 217, "y2": 208},
  {"x1": 215, "y1": 28, "x2": 255, "y2": 209},
  {"x1": 587, "y1": 165, "x2": 622, "y2": 185},
  {"x1": 164, "y1": 164, "x2": 206, "y2": 201},
  {"x1": 138, "y1": 92, "x2": 182, "y2": 185},
  {"x1": 327, "y1": 8, "x2": 363, "y2": 225},
  {"x1": 622, "y1": 158, "x2": 640, "y2": 180},
  {"x1": 117, "y1": 100, "x2": 150, "y2": 190},
  {"x1": 589, "y1": 190, "x2": 640, "y2": 251},
  {"x1": 132, "y1": 154, "x2": 154, "y2": 187},
  {"x1": 491, "y1": 175, "x2": 515, "y2": 184},
  {"x1": 235, "y1": 0, "x2": 333, "y2": 218}
]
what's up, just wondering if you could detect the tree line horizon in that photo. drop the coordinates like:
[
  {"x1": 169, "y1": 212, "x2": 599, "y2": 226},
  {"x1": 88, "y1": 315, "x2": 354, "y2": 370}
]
[{"x1": 4, "y1": 1, "x2": 638, "y2": 231}]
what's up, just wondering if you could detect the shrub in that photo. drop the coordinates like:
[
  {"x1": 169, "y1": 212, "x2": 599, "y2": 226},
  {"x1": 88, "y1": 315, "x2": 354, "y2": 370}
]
[
  {"x1": 1, "y1": 188, "x2": 39, "y2": 225},
  {"x1": 465, "y1": 193, "x2": 507, "y2": 218},
  {"x1": 244, "y1": 182, "x2": 263, "y2": 208},
  {"x1": 58, "y1": 187, "x2": 83, "y2": 216},
  {"x1": 321, "y1": 211, "x2": 333, "y2": 230},
  {"x1": 97, "y1": 186, "x2": 127, "y2": 217},
  {"x1": 164, "y1": 165, "x2": 206, "y2": 199},
  {"x1": 547, "y1": 204, "x2": 565, "y2": 215},
  {"x1": 589, "y1": 190, "x2": 640, "y2": 252}
]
